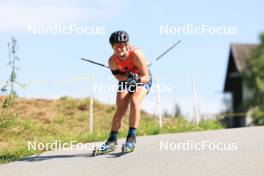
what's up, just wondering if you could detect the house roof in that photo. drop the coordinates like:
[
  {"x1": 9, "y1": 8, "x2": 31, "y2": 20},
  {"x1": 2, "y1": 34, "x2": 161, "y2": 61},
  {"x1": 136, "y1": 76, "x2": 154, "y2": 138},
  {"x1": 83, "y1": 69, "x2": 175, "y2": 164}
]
[{"x1": 230, "y1": 44, "x2": 257, "y2": 72}]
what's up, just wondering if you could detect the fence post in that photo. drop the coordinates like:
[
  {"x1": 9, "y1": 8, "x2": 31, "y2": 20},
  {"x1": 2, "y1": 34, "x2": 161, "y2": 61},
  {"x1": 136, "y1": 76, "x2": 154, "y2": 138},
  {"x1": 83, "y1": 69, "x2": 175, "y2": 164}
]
[
  {"x1": 89, "y1": 72, "x2": 94, "y2": 134},
  {"x1": 192, "y1": 80, "x2": 200, "y2": 124},
  {"x1": 156, "y1": 76, "x2": 162, "y2": 128}
]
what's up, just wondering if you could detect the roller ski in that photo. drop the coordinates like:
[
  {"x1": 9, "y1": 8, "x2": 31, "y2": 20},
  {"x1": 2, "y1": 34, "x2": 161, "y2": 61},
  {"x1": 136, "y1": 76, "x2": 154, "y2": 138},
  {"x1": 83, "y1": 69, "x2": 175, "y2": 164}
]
[
  {"x1": 92, "y1": 140, "x2": 117, "y2": 157},
  {"x1": 122, "y1": 136, "x2": 136, "y2": 154}
]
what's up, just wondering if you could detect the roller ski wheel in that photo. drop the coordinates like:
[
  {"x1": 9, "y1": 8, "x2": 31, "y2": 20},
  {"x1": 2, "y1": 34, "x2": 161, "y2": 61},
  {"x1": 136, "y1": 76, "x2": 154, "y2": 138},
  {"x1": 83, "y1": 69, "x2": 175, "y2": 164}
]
[{"x1": 92, "y1": 142, "x2": 117, "y2": 157}]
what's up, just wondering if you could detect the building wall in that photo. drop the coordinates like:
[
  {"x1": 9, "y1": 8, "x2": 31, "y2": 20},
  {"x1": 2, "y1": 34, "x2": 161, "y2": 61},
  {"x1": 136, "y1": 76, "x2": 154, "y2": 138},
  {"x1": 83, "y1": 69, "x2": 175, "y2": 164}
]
[
  {"x1": 242, "y1": 82, "x2": 254, "y2": 126},
  {"x1": 231, "y1": 77, "x2": 246, "y2": 127}
]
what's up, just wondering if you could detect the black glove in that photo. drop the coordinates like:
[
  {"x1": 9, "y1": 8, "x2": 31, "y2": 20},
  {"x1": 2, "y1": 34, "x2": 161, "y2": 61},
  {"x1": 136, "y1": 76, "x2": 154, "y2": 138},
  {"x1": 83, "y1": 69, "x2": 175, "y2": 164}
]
[{"x1": 126, "y1": 72, "x2": 139, "y2": 93}]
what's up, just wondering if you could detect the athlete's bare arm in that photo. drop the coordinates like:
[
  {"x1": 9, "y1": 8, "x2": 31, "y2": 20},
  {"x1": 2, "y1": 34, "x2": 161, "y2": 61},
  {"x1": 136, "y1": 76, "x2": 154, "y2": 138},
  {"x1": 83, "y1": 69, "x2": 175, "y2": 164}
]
[{"x1": 108, "y1": 56, "x2": 128, "y2": 81}]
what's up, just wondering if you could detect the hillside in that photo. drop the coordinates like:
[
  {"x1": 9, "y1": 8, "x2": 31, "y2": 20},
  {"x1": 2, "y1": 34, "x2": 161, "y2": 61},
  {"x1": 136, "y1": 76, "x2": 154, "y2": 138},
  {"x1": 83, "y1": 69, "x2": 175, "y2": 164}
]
[{"x1": 0, "y1": 97, "x2": 223, "y2": 163}]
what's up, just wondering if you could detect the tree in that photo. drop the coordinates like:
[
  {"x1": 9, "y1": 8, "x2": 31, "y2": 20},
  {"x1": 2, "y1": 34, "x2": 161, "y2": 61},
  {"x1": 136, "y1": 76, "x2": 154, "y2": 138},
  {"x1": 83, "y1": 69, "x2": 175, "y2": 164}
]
[
  {"x1": 243, "y1": 33, "x2": 264, "y2": 107},
  {"x1": 0, "y1": 37, "x2": 25, "y2": 128},
  {"x1": 243, "y1": 33, "x2": 264, "y2": 125},
  {"x1": 173, "y1": 104, "x2": 182, "y2": 118}
]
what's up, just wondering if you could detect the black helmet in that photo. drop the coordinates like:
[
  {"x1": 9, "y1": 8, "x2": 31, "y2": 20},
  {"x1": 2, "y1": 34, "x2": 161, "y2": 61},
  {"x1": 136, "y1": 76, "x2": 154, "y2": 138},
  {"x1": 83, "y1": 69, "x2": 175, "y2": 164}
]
[{"x1": 109, "y1": 31, "x2": 129, "y2": 45}]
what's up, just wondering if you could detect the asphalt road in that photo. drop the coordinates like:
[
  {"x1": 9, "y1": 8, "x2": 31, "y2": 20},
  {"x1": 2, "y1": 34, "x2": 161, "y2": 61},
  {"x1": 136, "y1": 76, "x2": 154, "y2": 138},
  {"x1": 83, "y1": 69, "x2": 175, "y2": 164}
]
[{"x1": 1, "y1": 126, "x2": 264, "y2": 176}]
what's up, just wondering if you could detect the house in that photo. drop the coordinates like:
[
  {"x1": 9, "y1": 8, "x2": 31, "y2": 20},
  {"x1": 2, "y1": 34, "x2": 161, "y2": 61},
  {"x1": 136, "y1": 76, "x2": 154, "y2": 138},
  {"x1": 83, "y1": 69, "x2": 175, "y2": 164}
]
[{"x1": 223, "y1": 43, "x2": 257, "y2": 128}]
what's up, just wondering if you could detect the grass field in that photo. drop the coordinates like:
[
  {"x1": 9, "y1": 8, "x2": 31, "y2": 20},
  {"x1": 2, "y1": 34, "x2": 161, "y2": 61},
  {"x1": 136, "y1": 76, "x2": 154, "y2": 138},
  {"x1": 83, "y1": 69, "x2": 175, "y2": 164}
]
[{"x1": 0, "y1": 97, "x2": 223, "y2": 163}]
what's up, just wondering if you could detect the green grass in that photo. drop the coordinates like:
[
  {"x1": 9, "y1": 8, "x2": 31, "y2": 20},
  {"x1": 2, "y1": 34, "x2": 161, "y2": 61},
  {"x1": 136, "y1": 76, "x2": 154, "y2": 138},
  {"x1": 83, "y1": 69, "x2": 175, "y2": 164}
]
[{"x1": 0, "y1": 97, "x2": 223, "y2": 164}]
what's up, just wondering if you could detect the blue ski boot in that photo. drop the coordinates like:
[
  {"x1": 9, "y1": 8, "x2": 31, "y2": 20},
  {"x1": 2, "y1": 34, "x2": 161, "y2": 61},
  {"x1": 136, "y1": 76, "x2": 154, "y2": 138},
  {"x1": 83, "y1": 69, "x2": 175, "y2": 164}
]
[
  {"x1": 122, "y1": 135, "x2": 136, "y2": 154},
  {"x1": 92, "y1": 139, "x2": 117, "y2": 156}
]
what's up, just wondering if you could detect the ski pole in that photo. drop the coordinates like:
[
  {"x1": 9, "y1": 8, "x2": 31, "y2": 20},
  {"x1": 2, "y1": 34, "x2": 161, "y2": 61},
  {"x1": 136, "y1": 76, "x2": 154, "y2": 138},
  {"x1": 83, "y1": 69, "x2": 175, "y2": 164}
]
[
  {"x1": 147, "y1": 40, "x2": 181, "y2": 67},
  {"x1": 81, "y1": 40, "x2": 181, "y2": 69},
  {"x1": 81, "y1": 58, "x2": 110, "y2": 69}
]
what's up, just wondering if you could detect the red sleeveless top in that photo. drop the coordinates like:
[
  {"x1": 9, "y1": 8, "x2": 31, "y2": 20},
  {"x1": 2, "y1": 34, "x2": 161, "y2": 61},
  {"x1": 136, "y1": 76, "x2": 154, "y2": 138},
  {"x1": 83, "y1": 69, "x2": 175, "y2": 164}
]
[{"x1": 113, "y1": 47, "x2": 140, "y2": 74}]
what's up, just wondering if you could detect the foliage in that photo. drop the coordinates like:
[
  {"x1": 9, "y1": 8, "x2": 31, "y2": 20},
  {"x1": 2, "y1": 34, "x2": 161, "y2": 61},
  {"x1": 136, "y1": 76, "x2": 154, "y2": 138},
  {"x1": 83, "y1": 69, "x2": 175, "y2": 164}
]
[
  {"x1": 1, "y1": 37, "x2": 24, "y2": 128},
  {"x1": 243, "y1": 33, "x2": 264, "y2": 107}
]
